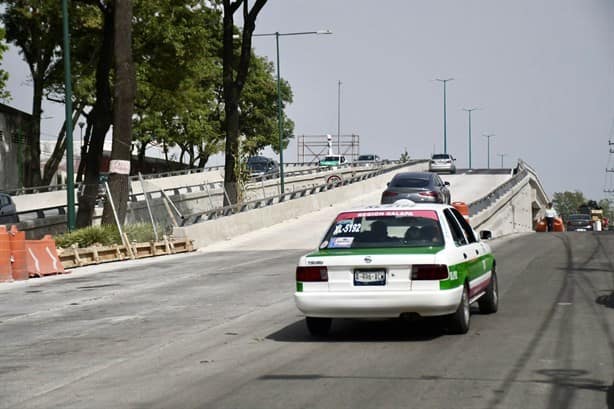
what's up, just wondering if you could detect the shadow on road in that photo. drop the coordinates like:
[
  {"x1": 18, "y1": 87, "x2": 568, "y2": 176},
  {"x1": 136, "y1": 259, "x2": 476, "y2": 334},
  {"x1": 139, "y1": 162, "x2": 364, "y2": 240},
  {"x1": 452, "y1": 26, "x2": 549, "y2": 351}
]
[{"x1": 267, "y1": 317, "x2": 445, "y2": 343}]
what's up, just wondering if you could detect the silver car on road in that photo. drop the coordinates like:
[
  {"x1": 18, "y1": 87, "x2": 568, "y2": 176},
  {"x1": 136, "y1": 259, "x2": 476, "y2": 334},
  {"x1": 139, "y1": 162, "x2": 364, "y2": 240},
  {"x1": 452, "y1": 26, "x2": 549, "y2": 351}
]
[{"x1": 429, "y1": 153, "x2": 457, "y2": 174}]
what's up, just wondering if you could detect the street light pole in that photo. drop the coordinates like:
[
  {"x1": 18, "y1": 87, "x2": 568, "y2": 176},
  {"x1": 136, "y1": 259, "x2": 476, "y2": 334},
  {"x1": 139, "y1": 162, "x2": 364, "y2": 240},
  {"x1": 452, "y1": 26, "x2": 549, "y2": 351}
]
[
  {"x1": 483, "y1": 133, "x2": 495, "y2": 169},
  {"x1": 61, "y1": 0, "x2": 75, "y2": 231},
  {"x1": 436, "y1": 78, "x2": 454, "y2": 154},
  {"x1": 253, "y1": 29, "x2": 332, "y2": 194},
  {"x1": 337, "y1": 80, "x2": 342, "y2": 155},
  {"x1": 497, "y1": 153, "x2": 507, "y2": 168},
  {"x1": 462, "y1": 107, "x2": 479, "y2": 169},
  {"x1": 274, "y1": 31, "x2": 284, "y2": 193}
]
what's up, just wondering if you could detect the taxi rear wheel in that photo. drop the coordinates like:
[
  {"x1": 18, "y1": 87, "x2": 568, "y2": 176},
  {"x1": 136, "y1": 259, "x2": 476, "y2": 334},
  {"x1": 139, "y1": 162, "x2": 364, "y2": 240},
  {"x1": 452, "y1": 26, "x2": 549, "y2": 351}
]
[
  {"x1": 306, "y1": 317, "x2": 332, "y2": 336},
  {"x1": 447, "y1": 284, "x2": 470, "y2": 334},
  {"x1": 478, "y1": 270, "x2": 499, "y2": 314}
]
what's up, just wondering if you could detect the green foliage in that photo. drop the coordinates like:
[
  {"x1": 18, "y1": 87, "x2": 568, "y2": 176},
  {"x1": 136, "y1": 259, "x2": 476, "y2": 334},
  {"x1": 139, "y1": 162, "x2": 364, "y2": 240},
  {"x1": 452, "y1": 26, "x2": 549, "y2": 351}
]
[
  {"x1": 0, "y1": 27, "x2": 10, "y2": 102},
  {"x1": 399, "y1": 148, "x2": 410, "y2": 162},
  {"x1": 552, "y1": 191, "x2": 586, "y2": 221},
  {"x1": 55, "y1": 223, "x2": 158, "y2": 248},
  {"x1": 598, "y1": 198, "x2": 613, "y2": 220},
  {"x1": 55, "y1": 224, "x2": 120, "y2": 248}
]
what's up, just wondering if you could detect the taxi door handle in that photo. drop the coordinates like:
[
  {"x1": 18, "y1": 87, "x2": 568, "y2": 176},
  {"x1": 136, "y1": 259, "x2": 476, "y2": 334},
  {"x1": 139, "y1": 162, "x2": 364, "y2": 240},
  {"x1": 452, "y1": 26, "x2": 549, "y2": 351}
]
[
  {"x1": 463, "y1": 253, "x2": 467, "y2": 259},
  {"x1": 475, "y1": 249, "x2": 479, "y2": 255}
]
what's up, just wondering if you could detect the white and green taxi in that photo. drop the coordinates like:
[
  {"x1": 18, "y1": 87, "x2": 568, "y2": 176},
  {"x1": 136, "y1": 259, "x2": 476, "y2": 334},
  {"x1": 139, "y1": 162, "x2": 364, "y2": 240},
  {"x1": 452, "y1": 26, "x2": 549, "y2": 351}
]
[{"x1": 294, "y1": 200, "x2": 498, "y2": 336}]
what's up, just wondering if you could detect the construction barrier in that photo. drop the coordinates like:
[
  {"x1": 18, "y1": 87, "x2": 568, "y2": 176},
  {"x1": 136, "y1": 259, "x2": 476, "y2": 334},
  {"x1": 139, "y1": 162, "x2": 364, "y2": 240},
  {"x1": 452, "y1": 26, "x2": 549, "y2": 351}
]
[
  {"x1": 0, "y1": 226, "x2": 12, "y2": 282},
  {"x1": 535, "y1": 217, "x2": 564, "y2": 232},
  {"x1": 58, "y1": 237, "x2": 194, "y2": 269},
  {"x1": 452, "y1": 201, "x2": 470, "y2": 223},
  {"x1": 9, "y1": 225, "x2": 28, "y2": 281},
  {"x1": 25, "y1": 234, "x2": 65, "y2": 277}
]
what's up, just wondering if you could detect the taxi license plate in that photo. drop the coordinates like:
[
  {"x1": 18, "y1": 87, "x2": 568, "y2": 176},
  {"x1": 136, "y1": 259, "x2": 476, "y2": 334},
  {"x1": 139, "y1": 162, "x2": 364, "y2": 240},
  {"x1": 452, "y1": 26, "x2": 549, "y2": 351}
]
[{"x1": 354, "y1": 269, "x2": 386, "y2": 286}]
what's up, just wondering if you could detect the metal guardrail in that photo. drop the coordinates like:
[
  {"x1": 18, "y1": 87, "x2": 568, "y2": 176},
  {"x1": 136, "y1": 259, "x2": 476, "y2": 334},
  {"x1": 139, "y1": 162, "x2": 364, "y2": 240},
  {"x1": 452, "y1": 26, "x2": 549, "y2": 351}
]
[
  {"x1": 180, "y1": 160, "x2": 422, "y2": 226},
  {"x1": 14, "y1": 160, "x2": 406, "y2": 220},
  {"x1": 467, "y1": 161, "x2": 531, "y2": 216},
  {"x1": 1, "y1": 161, "x2": 319, "y2": 196}
]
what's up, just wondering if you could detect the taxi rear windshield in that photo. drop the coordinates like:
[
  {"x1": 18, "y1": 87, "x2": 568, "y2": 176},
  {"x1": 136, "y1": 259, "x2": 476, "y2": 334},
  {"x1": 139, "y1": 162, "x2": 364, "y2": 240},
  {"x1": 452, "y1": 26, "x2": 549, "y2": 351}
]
[{"x1": 321, "y1": 210, "x2": 443, "y2": 249}]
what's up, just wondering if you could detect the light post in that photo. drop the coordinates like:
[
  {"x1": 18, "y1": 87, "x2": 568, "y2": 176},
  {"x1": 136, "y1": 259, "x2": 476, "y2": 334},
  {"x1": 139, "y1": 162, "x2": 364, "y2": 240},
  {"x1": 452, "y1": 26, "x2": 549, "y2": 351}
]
[
  {"x1": 253, "y1": 29, "x2": 332, "y2": 193},
  {"x1": 483, "y1": 133, "x2": 495, "y2": 169},
  {"x1": 337, "y1": 80, "x2": 342, "y2": 154},
  {"x1": 436, "y1": 78, "x2": 454, "y2": 153},
  {"x1": 462, "y1": 107, "x2": 479, "y2": 168},
  {"x1": 497, "y1": 153, "x2": 507, "y2": 168},
  {"x1": 61, "y1": 0, "x2": 75, "y2": 231}
]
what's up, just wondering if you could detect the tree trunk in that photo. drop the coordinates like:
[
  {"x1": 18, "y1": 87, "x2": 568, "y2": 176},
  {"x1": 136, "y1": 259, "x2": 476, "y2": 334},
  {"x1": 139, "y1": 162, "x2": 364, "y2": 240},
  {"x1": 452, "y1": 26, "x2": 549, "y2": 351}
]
[
  {"x1": 221, "y1": 0, "x2": 267, "y2": 205},
  {"x1": 24, "y1": 74, "x2": 44, "y2": 187},
  {"x1": 76, "y1": 121, "x2": 92, "y2": 183},
  {"x1": 42, "y1": 104, "x2": 83, "y2": 185},
  {"x1": 102, "y1": 0, "x2": 136, "y2": 226},
  {"x1": 76, "y1": 7, "x2": 114, "y2": 228}
]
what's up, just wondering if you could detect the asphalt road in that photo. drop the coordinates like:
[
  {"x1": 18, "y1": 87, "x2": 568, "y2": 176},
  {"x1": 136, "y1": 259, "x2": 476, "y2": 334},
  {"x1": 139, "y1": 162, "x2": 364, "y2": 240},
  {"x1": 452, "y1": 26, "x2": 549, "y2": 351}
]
[{"x1": 1, "y1": 229, "x2": 613, "y2": 409}]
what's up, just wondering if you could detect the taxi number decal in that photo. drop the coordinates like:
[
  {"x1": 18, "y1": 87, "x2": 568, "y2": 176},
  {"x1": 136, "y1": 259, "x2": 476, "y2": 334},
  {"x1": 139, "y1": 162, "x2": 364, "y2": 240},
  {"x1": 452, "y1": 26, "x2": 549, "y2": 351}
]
[
  {"x1": 333, "y1": 223, "x2": 361, "y2": 235},
  {"x1": 449, "y1": 270, "x2": 458, "y2": 280}
]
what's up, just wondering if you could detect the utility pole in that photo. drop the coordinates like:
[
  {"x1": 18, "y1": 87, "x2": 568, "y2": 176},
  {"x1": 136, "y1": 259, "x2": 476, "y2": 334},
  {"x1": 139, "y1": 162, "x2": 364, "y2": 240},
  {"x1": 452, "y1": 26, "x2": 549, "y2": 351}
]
[
  {"x1": 462, "y1": 107, "x2": 479, "y2": 168},
  {"x1": 497, "y1": 153, "x2": 507, "y2": 168},
  {"x1": 483, "y1": 133, "x2": 495, "y2": 169},
  {"x1": 61, "y1": 0, "x2": 76, "y2": 231},
  {"x1": 436, "y1": 78, "x2": 454, "y2": 154},
  {"x1": 337, "y1": 80, "x2": 342, "y2": 155}
]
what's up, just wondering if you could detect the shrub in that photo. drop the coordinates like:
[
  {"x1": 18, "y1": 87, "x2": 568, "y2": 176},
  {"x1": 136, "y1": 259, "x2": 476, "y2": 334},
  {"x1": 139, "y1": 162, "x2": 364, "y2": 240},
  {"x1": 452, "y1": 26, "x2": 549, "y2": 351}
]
[{"x1": 55, "y1": 223, "x2": 161, "y2": 248}]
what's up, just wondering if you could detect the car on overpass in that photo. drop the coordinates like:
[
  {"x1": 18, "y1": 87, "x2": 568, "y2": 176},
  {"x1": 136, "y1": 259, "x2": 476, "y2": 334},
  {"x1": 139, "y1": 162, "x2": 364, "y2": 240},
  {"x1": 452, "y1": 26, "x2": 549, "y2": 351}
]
[
  {"x1": 294, "y1": 200, "x2": 498, "y2": 336},
  {"x1": 0, "y1": 192, "x2": 19, "y2": 224},
  {"x1": 247, "y1": 156, "x2": 279, "y2": 178},
  {"x1": 319, "y1": 154, "x2": 347, "y2": 167},
  {"x1": 380, "y1": 172, "x2": 451, "y2": 204},
  {"x1": 354, "y1": 154, "x2": 381, "y2": 167},
  {"x1": 429, "y1": 153, "x2": 457, "y2": 174}
]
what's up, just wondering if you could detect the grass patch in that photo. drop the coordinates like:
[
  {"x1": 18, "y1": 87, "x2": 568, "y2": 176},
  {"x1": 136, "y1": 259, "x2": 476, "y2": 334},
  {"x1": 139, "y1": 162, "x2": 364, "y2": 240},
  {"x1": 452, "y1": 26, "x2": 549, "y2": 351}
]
[{"x1": 55, "y1": 223, "x2": 160, "y2": 248}]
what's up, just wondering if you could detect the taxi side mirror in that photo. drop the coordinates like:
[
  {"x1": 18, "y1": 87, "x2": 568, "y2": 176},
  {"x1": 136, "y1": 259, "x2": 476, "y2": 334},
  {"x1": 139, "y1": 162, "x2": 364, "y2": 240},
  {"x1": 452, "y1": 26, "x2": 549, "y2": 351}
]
[{"x1": 479, "y1": 230, "x2": 492, "y2": 240}]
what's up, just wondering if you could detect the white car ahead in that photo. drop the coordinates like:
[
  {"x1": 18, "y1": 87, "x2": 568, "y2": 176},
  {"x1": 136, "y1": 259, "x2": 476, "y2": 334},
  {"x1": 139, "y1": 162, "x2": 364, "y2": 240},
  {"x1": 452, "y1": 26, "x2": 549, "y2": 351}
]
[{"x1": 294, "y1": 200, "x2": 498, "y2": 336}]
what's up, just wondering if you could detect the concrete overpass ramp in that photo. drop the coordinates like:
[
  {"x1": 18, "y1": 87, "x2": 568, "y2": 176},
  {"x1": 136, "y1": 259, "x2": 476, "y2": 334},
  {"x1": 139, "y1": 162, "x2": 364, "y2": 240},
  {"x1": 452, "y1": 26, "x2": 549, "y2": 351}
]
[{"x1": 175, "y1": 160, "x2": 549, "y2": 248}]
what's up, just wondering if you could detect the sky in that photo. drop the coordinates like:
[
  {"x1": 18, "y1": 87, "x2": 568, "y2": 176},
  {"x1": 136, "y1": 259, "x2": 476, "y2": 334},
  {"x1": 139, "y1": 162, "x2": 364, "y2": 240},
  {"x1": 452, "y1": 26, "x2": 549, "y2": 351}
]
[{"x1": 3, "y1": 0, "x2": 614, "y2": 200}]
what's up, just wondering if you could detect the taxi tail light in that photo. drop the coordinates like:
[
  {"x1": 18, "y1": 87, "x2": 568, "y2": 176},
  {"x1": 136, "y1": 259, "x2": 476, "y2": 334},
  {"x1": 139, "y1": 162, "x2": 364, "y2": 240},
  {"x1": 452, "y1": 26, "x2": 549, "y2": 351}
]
[
  {"x1": 296, "y1": 266, "x2": 328, "y2": 282},
  {"x1": 411, "y1": 264, "x2": 449, "y2": 280},
  {"x1": 418, "y1": 191, "x2": 438, "y2": 197}
]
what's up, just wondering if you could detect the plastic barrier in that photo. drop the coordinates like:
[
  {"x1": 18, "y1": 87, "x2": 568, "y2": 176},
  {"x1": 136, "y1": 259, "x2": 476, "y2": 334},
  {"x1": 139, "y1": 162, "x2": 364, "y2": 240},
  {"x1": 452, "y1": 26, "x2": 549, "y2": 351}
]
[
  {"x1": 536, "y1": 217, "x2": 564, "y2": 232},
  {"x1": 25, "y1": 234, "x2": 65, "y2": 277},
  {"x1": 452, "y1": 201, "x2": 470, "y2": 223},
  {"x1": 0, "y1": 226, "x2": 12, "y2": 282},
  {"x1": 8, "y1": 225, "x2": 28, "y2": 280}
]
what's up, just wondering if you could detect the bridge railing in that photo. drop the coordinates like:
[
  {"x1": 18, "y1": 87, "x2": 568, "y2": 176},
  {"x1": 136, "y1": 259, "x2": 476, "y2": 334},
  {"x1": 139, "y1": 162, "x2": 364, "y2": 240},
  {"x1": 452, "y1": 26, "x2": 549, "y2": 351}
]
[
  {"x1": 468, "y1": 167, "x2": 528, "y2": 216},
  {"x1": 179, "y1": 160, "x2": 422, "y2": 226}
]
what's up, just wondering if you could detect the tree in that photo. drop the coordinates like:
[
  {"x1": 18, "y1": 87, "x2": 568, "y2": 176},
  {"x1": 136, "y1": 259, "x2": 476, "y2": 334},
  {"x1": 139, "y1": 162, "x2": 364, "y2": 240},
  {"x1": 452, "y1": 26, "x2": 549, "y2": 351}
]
[
  {"x1": 100, "y1": 0, "x2": 135, "y2": 225},
  {"x1": 1, "y1": 0, "x2": 64, "y2": 187},
  {"x1": 399, "y1": 148, "x2": 410, "y2": 162},
  {"x1": 222, "y1": 0, "x2": 268, "y2": 205},
  {"x1": 239, "y1": 54, "x2": 293, "y2": 156},
  {"x1": 552, "y1": 191, "x2": 586, "y2": 221},
  {"x1": 75, "y1": 0, "x2": 115, "y2": 228},
  {"x1": 0, "y1": 27, "x2": 11, "y2": 101}
]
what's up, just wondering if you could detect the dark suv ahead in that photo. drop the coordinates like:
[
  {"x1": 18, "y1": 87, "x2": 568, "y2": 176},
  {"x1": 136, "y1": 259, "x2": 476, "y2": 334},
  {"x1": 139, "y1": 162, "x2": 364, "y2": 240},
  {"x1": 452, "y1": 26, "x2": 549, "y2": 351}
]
[
  {"x1": 0, "y1": 192, "x2": 19, "y2": 224},
  {"x1": 381, "y1": 172, "x2": 451, "y2": 204},
  {"x1": 566, "y1": 213, "x2": 593, "y2": 231}
]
